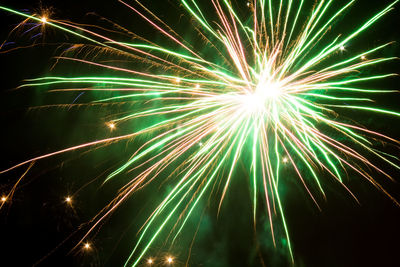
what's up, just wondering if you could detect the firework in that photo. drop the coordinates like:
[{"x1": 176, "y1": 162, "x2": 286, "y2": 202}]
[{"x1": 1, "y1": 0, "x2": 399, "y2": 266}]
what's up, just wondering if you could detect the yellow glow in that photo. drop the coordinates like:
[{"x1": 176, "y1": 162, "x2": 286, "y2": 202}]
[
  {"x1": 256, "y1": 82, "x2": 282, "y2": 99},
  {"x1": 84, "y1": 243, "x2": 91, "y2": 249},
  {"x1": 175, "y1": 77, "x2": 181, "y2": 83},
  {"x1": 361, "y1": 55, "x2": 367, "y2": 60},
  {"x1": 65, "y1": 196, "x2": 72, "y2": 203},
  {"x1": 41, "y1": 16, "x2": 47, "y2": 23},
  {"x1": 195, "y1": 84, "x2": 200, "y2": 89},
  {"x1": 242, "y1": 82, "x2": 282, "y2": 112},
  {"x1": 1, "y1": 196, "x2": 7, "y2": 202},
  {"x1": 339, "y1": 45, "x2": 345, "y2": 51},
  {"x1": 107, "y1": 122, "x2": 116, "y2": 130},
  {"x1": 166, "y1": 257, "x2": 173, "y2": 264},
  {"x1": 147, "y1": 258, "x2": 154, "y2": 264},
  {"x1": 282, "y1": 156, "x2": 289, "y2": 163}
]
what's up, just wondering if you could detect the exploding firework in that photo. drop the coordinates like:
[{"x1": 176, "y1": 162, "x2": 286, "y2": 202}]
[{"x1": 1, "y1": 0, "x2": 399, "y2": 266}]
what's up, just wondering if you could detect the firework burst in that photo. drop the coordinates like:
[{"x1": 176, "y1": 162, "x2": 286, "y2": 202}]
[{"x1": 1, "y1": 0, "x2": 399, "y2": 266}]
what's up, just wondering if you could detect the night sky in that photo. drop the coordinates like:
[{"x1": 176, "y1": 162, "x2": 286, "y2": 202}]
[{"x1": 1, "y1": 1, "x2": 400, "y2": 266}]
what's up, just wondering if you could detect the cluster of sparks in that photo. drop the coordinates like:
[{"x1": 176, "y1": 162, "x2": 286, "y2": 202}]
[
  {"x1": 1, "y1": 0, "x2": 400, "y2": 266},
  {"x1": 146, "y1": 256, "x2": 174, "y2": 266}
]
